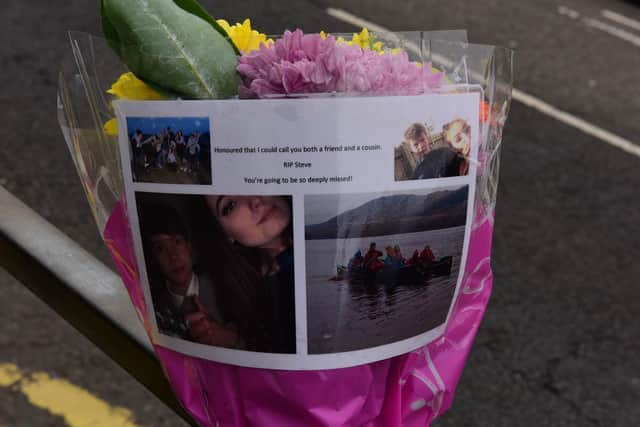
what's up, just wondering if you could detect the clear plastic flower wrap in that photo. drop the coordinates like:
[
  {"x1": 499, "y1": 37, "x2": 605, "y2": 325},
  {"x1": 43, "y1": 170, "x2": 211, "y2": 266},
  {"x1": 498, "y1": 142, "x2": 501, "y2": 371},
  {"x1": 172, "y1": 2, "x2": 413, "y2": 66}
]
[{"x1": 58, "y1": 17, "x2": 513, "y2": 426}]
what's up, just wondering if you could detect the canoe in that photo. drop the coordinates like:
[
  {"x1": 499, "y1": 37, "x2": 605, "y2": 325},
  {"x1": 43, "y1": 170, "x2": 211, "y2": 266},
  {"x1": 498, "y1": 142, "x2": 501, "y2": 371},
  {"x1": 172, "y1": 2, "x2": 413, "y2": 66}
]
[{"x1": 334, "y1": 256, "x2": 453, "y2": 287}]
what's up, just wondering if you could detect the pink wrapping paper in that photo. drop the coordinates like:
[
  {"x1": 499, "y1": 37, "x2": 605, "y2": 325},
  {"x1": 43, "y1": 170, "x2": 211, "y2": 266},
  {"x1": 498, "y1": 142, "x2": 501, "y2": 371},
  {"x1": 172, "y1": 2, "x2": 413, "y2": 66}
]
[{"x1": 103, "y1": 199, "x2": 493, "y2": 426}]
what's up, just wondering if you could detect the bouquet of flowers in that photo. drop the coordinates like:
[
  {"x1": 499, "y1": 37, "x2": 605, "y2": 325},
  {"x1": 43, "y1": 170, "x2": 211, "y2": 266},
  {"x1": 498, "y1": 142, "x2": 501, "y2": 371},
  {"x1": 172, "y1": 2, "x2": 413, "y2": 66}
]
[{"x1": 58, "y1": 1, "x2": 513, "y2": 425}]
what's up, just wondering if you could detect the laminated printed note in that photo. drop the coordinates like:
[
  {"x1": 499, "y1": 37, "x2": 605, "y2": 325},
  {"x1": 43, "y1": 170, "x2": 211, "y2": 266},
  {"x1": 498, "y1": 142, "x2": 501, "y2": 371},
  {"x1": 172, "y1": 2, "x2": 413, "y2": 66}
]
[{"x1": 116, "y1": 91, "x2": 480, "y2": 370}]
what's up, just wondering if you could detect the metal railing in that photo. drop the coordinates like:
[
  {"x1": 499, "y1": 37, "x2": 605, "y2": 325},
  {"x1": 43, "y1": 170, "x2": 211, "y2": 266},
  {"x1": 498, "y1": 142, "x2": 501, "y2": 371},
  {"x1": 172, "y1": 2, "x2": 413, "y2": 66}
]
[{"x1": 0, "y1": 185, "x2": 196, "y2": 426}]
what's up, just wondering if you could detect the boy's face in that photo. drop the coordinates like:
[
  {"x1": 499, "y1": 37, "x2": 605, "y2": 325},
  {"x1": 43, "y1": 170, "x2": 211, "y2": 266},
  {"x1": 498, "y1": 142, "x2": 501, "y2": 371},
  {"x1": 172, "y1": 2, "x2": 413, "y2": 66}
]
[
  {"x1": 409, "y1": 134, "x2": 430, "y2": 155},
  {"x1": 151, "y1": 233, "x2": 193, "y2": 290}
]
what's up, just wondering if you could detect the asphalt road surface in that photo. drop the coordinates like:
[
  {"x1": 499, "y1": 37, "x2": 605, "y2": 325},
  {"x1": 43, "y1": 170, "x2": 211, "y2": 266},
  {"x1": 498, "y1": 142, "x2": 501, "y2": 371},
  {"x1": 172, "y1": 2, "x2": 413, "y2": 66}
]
[{"x1": 1, "y1": 0, "x2": 639, "y2": 426}]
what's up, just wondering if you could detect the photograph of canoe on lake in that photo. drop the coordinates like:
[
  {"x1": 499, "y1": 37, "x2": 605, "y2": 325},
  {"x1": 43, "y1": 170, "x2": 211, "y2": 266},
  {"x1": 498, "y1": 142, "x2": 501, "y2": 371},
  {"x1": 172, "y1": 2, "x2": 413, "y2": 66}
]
[{"x1": 305, "y1": 185, "x2": 469, "y2": 354}]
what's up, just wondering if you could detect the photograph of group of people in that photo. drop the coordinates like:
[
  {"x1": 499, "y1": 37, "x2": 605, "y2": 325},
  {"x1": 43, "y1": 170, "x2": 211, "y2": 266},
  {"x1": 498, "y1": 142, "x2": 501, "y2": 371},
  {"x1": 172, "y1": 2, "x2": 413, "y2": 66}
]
[
  {"x1": 136, "y1": 193, "x2": 295, "y2": 353},
  {"x1": 127, "y1": 116, "x2": 212, "y2": 185},
  {"x1": 395, "y1": 118, "x2": 471, "y2": 181},
  {"x1": 342, "y1": 241, "x2": 445, "y2": 283}
]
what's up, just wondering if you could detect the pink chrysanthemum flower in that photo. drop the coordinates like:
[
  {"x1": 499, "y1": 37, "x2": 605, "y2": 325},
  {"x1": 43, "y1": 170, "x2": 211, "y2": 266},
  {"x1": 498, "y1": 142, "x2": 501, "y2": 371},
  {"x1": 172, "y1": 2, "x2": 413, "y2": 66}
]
[{"x1": 237, "y1": 29, "x2": 444, "y2": 98}]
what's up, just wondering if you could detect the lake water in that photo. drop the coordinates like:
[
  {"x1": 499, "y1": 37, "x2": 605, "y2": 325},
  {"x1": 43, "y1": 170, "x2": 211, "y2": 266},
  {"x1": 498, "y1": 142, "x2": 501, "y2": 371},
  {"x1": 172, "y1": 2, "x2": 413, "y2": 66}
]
[{"x1": 306, "y1": 226, "x2": 465, "y2": 353}]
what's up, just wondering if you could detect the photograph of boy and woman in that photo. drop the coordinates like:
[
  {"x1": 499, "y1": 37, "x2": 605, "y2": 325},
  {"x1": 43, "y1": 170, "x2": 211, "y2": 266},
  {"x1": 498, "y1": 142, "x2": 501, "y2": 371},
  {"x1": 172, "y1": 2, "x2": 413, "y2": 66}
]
[
  {"x1": 395, "y1": 119, "x2": 471, "y2": 181},
  {"x1": 137, "y1": 193, "x2": 295, "y2": 353}
]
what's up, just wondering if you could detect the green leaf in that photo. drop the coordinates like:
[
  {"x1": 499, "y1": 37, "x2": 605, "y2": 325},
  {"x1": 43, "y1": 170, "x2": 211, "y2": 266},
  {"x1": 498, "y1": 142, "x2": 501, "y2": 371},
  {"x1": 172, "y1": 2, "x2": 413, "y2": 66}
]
[
  {"x1": 137, "y1": 75, "x2": 183, "y2": 99},
  {"x1": 102, "y1": 0, "x2": 238, "y2": 99},
  {"x1": 172, "y1": 0, "x2": 240, "y2": 55},
  {"x1": 101, "y1": 0, "x2": 122, "y2": 56}
]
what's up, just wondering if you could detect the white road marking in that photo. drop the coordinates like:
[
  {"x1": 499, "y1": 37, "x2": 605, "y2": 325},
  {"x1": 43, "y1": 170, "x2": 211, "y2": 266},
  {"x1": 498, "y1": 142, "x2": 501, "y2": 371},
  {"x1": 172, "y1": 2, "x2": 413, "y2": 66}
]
[
  {"x1": 602, "y1": 9, "x2": 640, "y2": 32},
  {"x1": 326, "y1": 8, "x2": 388, "y2": 34},
  {"x1": 556, "y1": 6, "x2": 640, "y2": 48},
  {"x1": 512, "y1": 88, "x2": 640, "y2": 157},
  {"x1": 326, "y1": 7, "x2": 640, "y2": 158},
  {"x1": 583, "y1": 17, "x2": 640, "y2": 48},
  {"x1": 558, "y1": 5, "x2": 580, "y2": 19}
]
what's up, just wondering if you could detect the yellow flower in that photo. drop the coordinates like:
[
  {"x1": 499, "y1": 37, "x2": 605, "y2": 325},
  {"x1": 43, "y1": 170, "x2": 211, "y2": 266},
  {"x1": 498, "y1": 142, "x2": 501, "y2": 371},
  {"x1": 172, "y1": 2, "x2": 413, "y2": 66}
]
[
  {"x1": 216, "y1": 18, "x2": 272, "y2": 52},
  {"x1": 107, "y1": 72, "x2": 166, "y2": 100},
  {"x1": 103, "y1": 118, "x2": 119, "y2": 136},
  {"x1": 103, "y1": 72, "x2": 166, "y2": 136},
  {"x1": 324, "y1": 28, "x2": 398, "y2": 55},
  {"x1": 350, "y1": 28, "x2": 374, "y2": 50}
]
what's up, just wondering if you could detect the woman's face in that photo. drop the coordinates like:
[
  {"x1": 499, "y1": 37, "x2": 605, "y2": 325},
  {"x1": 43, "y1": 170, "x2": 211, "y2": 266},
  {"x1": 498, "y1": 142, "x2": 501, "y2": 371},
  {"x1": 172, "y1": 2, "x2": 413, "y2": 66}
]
[
  {"x1": 444, "y1": 120, "x2": 471, "y2": 155},
  {"x1": 206, "y1": 196, "x2": 291, "y2": 249}
]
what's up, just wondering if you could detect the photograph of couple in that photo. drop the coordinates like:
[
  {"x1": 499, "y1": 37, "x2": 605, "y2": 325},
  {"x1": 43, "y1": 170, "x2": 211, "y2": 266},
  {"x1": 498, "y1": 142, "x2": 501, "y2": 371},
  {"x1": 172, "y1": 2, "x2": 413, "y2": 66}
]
[
  {"x1": 395, "y1": 119, "x2": 471, "y2": 181},
  {"x1": 136, "y1": 192, "x2": 295, "y2": 354}
]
